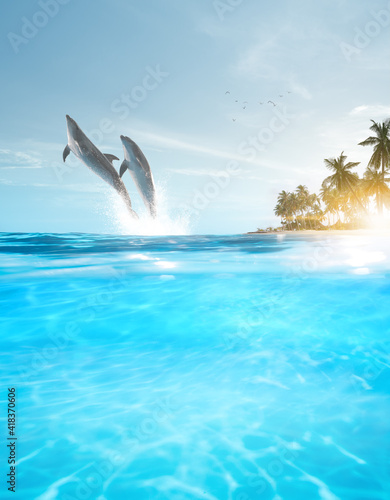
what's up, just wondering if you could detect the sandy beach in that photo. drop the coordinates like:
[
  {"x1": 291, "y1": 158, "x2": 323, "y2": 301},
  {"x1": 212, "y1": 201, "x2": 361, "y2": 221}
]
[{"x1": 247, "y1": 229, "x2": 390, "y2": 235}]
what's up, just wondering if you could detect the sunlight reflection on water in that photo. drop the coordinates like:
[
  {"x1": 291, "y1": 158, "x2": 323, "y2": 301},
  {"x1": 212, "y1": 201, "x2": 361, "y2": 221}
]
[{"x1": 0, "y1": 233, "x2": 389, "y2": 500}]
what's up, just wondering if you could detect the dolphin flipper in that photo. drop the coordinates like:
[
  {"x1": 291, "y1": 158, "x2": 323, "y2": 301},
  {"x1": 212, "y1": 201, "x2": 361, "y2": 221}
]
[
  {"x1": 119, "y1": 160, "x2": 129, "y2": 178},
  {"x1": 65, "y1": 115, "x2": 138, "y2": 219},
  {"x1": 104, "y1": 154, "x2": 119, "y2": 164},
  {"x1": 63, "y1": 145, "x2": 71, "y2": 162}
]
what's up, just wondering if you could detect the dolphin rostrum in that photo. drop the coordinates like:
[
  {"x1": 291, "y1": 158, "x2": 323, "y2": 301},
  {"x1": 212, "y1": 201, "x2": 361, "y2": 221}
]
[
  {"x1": 119, "y1": 135, "x2": 157, "y2": 218},
  {"x1": 63, "y1": 115, "x2": 138, "y2": 218}
]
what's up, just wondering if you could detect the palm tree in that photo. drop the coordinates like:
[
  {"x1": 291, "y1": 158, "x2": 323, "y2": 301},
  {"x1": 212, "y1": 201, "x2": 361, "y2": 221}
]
[
  {"x1": 323, "y1": 152, "x2": 366, "y2": 214},
  {"x1": 275, "y1": 190, "x2": 292, "y2": 229},
  {"x1": 307, "y1": 193, "x2": 323, "y2": 228},
  {"x1": 359, "y1": 119, "x2": 390, "y2": 214},
  {"x1": 274, "y1": 201, "x2": 286, "y2": 229},
  {"x1": 319, "y1": 184, "x2": 332, "y2": 227},
  {"x1": 361, "y1": 167, "x2": 390, "y2": 212},
  {"x1": 296, "y1": 185, "x2": 309, "y2": 229},
  {"x1": 289, "y1": 192, "x2": 300, "y2": 228},
  {"x1": 326, "y1": 188, "x2": 343, "y2": 226}
]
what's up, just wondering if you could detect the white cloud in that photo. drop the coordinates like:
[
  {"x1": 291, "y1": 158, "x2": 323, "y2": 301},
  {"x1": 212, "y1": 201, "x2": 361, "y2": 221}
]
[
  {"x1": 0, "y1": 178, "x2": 13, "y2": 185},
  {"x1": 231, "y1": 37, "x2": 312, "y2": 101},
  {"x1": 167, "y1": 168, "x2": 226, "y2": 177},
  {"x1": 124, "y1": 127, "x2": 271, "y2": 168},
  {"x1": 122, "y1": 124, "x2": 307, "y2": 177},
  {"x1": 288, "y1": 81, "x2": 312, "y2": 101},
  {"x1": 317, "y1": 104, "x2": 390, "y2": 174},
  {"x1": 234, "y1": 39, "x2": 278, "y2": 80},
  {"x1": 349, "y1": 105, "x2": 390, "y2": 117},
  {"x1": 127, "y1": 129, "x2": 235, "y2": 160},
  {"x1": 0, "y1": 148, "x2": 43, "y2": 169},
  {"x1": 166, "y1": 167, "x2": 266, "y2": 181},
  {"x1": 0, "y1": 177, "x2": 105, "y2": 192}
]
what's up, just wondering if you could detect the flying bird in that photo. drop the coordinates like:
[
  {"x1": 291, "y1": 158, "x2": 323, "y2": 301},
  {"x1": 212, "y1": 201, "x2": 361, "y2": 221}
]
[
  {"x1": 232, "y1": 118, "x2": 236, "y2": 122},
  {"x1": 279, "y1": 95, "x2": 284, "y2": 97},
  {"x1": 225, "y1": 91, "x2": 230, "y2": 94},
  {"x1": 268, "y1": 100, "x2": 276, "y2": 106},
  {"x1": 259, "y1": 102, "x2": 263, "y2": 105},
  {"x1": 242, "y1": 106, "x2": 246, "y2": 109}
]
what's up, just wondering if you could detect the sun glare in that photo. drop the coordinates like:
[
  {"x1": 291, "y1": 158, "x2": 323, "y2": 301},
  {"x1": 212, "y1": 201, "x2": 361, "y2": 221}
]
[{"x1": 367, "y1": 213, "x2": 390, "y2": 231}]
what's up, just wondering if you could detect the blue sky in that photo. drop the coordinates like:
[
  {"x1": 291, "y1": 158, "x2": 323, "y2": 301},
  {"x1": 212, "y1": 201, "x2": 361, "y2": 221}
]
[{"x1": 0, "y1": 0, "x2": 389, "y2": 234}]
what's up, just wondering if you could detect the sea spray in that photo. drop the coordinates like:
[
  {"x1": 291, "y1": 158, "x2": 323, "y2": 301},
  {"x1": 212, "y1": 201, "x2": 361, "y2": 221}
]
[{"x1": 97, "y1": 183, "x2": 192, "y2": 235}]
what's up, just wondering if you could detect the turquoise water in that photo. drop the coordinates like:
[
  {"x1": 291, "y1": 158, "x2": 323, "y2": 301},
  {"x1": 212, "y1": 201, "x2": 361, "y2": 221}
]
[{"x1": 0, "y1": 232, "x2": 389, "y2": 500}]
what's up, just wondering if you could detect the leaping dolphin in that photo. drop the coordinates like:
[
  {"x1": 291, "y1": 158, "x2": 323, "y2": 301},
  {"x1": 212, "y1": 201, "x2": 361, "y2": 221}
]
[
  {"x1": 119, "y1": 135, "x2": 157, "y2": 218},
  {"x1": 63, "y1": 115, "x2": 138, "y2": 218}
]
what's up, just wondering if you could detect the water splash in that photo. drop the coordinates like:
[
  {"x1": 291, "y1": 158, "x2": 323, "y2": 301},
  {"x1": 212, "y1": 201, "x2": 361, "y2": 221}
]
[{"x1": 98, "y1": 184, "x2": 192, "y2": 235}]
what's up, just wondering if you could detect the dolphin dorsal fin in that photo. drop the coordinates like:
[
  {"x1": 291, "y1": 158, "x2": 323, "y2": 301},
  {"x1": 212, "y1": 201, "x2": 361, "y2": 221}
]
[
  {"x1": 63, "y1": 145, "x2": 71, "y2": 162},
  {"x1": 119, "y1": 161, "x2": 129, "y2": 178},
  {"x1": 104, "y1": 154, "x2": 119, "y2": 164}
]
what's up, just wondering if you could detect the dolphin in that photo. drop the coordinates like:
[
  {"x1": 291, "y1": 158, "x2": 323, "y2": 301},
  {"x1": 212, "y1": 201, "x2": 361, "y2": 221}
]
[
  {"x1": 119, "y1": 135, "x2": 157, "y2": 218},
  {"x1": 63, "y1": 115, "x2": 138, "y2": 218}
]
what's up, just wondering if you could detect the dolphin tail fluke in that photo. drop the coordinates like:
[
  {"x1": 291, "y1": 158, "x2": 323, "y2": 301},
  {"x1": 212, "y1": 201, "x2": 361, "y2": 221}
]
[
  {"x1": 130, "y1": 208, "x2": 139, "y2": 219},
  {"x1": 114, "y1": 178, "x2": 138, "y2": 219},
  {"x1": 122, "y1": 193, "x2": 139, "y2": 219},
  {"x1": 119, "y1": 161, "x2": 129, "y2": 178},
  {"x1": 63, "y1": 145, "x2": 71, "y2": 162},
  {"x1": 150, "y1": 204, "x2": 157, "y2": 219}
]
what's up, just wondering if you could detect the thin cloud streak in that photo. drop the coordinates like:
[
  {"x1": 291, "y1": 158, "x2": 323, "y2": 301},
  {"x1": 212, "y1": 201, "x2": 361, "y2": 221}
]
[
  {"x1": 0, "y1": 149, "x2": 43, "y2": 168},
  {"x1": 124, "y1": 127, "x2": 305, "y2": 174},
  {"x1": 349, "y1": 105, "x2": 390, "y2": 117}
]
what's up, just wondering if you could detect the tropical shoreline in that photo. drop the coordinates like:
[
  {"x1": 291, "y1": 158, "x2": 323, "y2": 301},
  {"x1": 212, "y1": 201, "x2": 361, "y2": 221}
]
[
  {"x1": 247, "y1": 228, "x2": 390, "y2": 235},
  {"x1": 270, "y1": 119, "x2": 390, "y2": 233}
]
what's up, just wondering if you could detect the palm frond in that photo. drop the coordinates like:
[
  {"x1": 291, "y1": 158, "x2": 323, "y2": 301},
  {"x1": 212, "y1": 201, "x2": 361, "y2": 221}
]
[{"x1": 358, "y1": 137, "x2": 377, "y2": 146}]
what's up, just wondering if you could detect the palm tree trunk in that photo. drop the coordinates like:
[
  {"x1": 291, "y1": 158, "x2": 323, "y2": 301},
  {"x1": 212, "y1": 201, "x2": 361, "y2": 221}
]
[
  {"x1": 377, "y1": 186, "x2": 381, "y2": 214},
  {"x1": 346, "y1": 179, "x2": 368, "y2": 215},
  {"x1": 379, "y1": 157, "x2": 385, "y2": 215}
]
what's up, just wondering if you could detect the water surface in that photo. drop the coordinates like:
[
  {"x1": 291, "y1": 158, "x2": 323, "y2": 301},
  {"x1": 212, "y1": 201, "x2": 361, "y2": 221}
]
[{"x1": 0, "y1": 232, "x2": 389, "y2": 500}]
